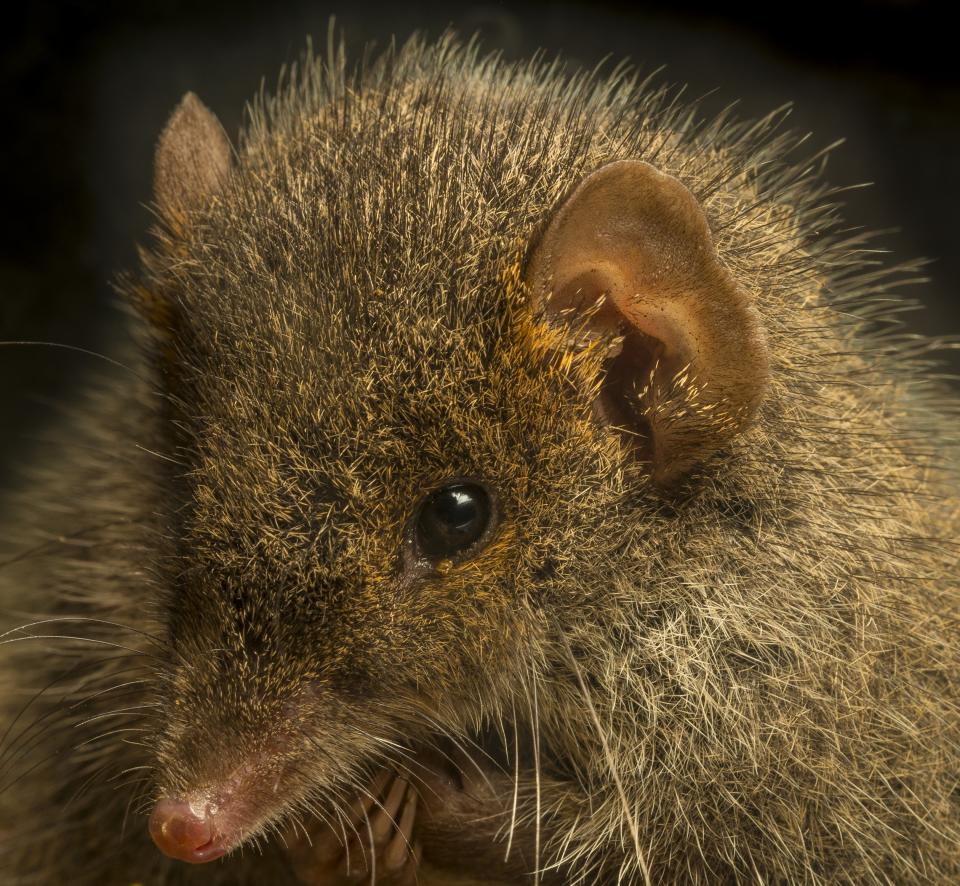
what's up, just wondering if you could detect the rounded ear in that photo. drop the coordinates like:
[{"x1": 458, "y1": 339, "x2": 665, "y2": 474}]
[
  {"x1": 525, "y1": 160, "x2": 770, "y2": 485},
  {"x1": 154, "y1": 92, "x2": 233, "y2": 230}
]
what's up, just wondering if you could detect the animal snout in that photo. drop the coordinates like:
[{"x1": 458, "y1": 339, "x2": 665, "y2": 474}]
[{"x1": 148, "y1": 796, "x2": 228, "y2": 863}]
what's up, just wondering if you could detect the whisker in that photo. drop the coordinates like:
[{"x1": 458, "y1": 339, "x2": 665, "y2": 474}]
[
  {"x1": 504, "y1": 697, "x2": 521, "y2": 863},
  {"x1": 0, "y1": 744, "x2": 76, "y2": 797},
  {"x1": 71, "y1": 726, "x2": 150, "y2": 751},
  {"x1": 0, "y1": 633, "x2": 159, "y2": 663},
  {"x1": 110, "y1": 764, "x2": 154, "y2": 782},
  {"x1": 0, "y1": 616, "x2": 164, "y2": 647},
  {"x1": 529, "y1": 663, "x2": 542, "y2": 886},
  {"x1": 0, "y1": 693, "x2": 152, "y2": 781},
  {"x1": 558, "y1": 631, "x2": 651, "y2": 886},
  {"x1": 62, "y1": 758, "x2": 115, "y2": 812},
  {"x1": 72, "y1": 702, "x2": 156, "y2": 730},
  {"x1": 0, "y1": 521, "x2": 142, "y2": 570},
  {"x1": 363, "y1": 806, "x2": 376, "y2": 882},
  {"x1": 0, "y1": 340, "x2": 145, "y2": 381},
  {"x1": 0, "y1": 660, "x2": 153, "y2": 768},
  {"x1": 122, "y1": 777, "x2": 155, "y2": 838}
]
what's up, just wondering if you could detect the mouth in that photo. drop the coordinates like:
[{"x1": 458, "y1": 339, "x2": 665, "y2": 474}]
[
  {"x1": 147, "y1": 743, "x2": 295, "y2": 865},
  {"x1": 147, "y1": 760, "x2": 455, "y2": 867},
  {"x1": 147, "y1": 728, "x2": 522, "y2": 866}
]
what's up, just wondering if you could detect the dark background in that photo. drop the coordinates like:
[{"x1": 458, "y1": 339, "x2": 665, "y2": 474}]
[{"x1": 2, "y1": 0, "x2": 959, "y2": 471}]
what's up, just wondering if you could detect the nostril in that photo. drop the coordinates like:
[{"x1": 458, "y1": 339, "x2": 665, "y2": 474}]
[{"x1": 149, "y1": 797, "x2": 226, "y2": 863}]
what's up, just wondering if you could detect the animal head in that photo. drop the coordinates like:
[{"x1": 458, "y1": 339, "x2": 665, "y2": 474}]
[{"x1": 138, "y1": 43, "x2": 776, "y2": 863}]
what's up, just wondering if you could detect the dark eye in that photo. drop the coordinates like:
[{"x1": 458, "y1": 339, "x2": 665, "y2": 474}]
[{"x1": 415, "y1": 482, "x2": 493, "y2": 561}]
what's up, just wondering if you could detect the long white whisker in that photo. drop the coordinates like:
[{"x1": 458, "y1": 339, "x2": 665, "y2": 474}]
[
  {"x1": 504, "y1": 696, "x2": 521, "y2": 863},
  {"x1": 530, "y1": 663, "x2": 542, "y2": 886}
]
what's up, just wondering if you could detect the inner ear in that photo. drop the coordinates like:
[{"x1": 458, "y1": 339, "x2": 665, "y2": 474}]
[
  {"x1": 550, "y1": 271, "x2": 623, "y2": 335},
  {"x1": 597, "y1": 322, "x2": 664, "y2": 456},
  {"x1": 526, "y1": 159, "x2": 770, "y2": 485},
  {"x1": 549, "y1": 271, "x2": 663, "y2": 433}
]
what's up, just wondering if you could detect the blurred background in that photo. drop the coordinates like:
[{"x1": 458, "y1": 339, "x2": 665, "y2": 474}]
[{"x1": 2, "y1": 0, "x2": 958, "y2": 471}]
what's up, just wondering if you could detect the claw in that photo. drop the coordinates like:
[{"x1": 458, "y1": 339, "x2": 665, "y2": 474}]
[{"x1": 285, "y1": 770, "x2": 420, "y2": 886}]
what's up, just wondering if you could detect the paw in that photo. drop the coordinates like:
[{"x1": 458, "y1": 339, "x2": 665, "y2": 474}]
[
  {"x1": 414, "y1": 745, "x2": 505, "y2": 824},
  {"x1": 286, "y1": 770, "x2": 421, "y2": 886},
  {"x1": 411, "y1": 748, "x2": 540, "y2": 882}
]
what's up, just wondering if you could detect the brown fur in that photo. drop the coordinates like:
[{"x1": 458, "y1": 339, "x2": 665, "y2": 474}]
[{"x1": 1, "y1": 31, "x2": 958, "y2": 885}]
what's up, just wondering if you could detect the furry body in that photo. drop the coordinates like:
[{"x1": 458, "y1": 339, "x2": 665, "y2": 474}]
[{"x1": 1, "y1": 34, "x2": 958, "y2": 884}]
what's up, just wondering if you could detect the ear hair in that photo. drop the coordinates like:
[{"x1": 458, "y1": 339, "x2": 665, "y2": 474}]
[{"x1": 526, "y1": 160, "x2": 770, "y2": 485}]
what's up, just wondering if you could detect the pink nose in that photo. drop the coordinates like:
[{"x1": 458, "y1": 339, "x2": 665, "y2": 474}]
[{"x1": 149, "y1": 797, "x2": 227, "y2": 863}]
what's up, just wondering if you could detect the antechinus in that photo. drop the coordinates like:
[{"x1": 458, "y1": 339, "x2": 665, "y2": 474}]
[{"x1": 1, "y1": 30, "x2": 958, "y2": 886}]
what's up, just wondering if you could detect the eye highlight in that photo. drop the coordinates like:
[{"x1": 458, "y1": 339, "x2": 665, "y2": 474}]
[{"x1": 414, "y1": 482, "x2": 493, "y2": 562}]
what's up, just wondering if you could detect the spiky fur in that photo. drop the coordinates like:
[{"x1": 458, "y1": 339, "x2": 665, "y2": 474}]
[{"x1": 1, "y1": 31, "x2": 958, "y2": 885}]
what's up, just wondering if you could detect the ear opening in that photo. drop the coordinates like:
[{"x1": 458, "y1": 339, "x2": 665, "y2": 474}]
[
  {"x1": 546, "y1": 276, "x2": 662, "y2": 448},
  {"x1": 595, "y1": 324, "x2": 663, "y2": 459},
  {"x1": 526, "y1": 160, "x2": 770, "y2": 485}
]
